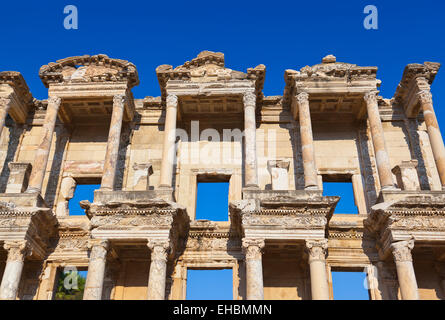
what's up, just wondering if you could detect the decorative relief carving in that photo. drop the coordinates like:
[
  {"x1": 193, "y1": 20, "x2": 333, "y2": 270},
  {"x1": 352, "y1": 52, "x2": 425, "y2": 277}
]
[
  {"x1": 296, "y1": 92, "x2": 309, "y2": 104},
  {"x1": 0, "y1": 96, "x2": 11, "y2": 108},
  {"x1": 243, "y1": 91, "x2": 256, "y2": 107},
  {"x1": 242, "y1": 238, "x2": 265, "y2": 260},
  {"x1": 390, "y1": 239, "x2": 414, "y2": 262},
  {"x1": 88, "y1": 239, "x2": 109, "y2": 261},
  {"x1": 242, "y1": 213, "x2": 327, "y2": 228},
  {"x1": 418, "y1": 90, "x2": 433, "y2": 105},
  {"x1": 364, "y1": 91, "x2": 379, "y2": 105},
  {"x1": 4, "y1": 240, "x2": 30, "y2": 262},
  {"x1": 47, "y1": 96, "x2": 61, "y2": 107},
  {"x1": 166, "y1": 94, "x2": 178, "y2": 107},
  {"x1": 113, "y1": 94, "x2": 126, "y2": 107},
  {"x1": 147, "y1": 239, "x2": 170, "y2": 262},
  {"x1": 305, "y1": 239, "x2": 328, "y2": 262}
]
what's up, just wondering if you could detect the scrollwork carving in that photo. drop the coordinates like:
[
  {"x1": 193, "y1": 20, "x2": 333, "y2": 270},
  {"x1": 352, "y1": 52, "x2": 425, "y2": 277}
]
[
  {"x1": 242, "y1": 91, "x2": 256, "y2": 108},
  {"x1": 390, "y1": 239, "x2": 414, "y2": 262},
  {"x1": 4, "y1": 240, "x2": 30, "y2": 262},
  {"x1": 305, "y1": 239, "x2": 328, "y2": 262},
  {"x1": 147, "y1": 239, "x2": 170, "y2": 262},
  {"x1": 242, "y1": 238, "x2": 265, "y2": 260},
  {"x1": 166, "y1": 94, "x2": 178, "y2": 107}
]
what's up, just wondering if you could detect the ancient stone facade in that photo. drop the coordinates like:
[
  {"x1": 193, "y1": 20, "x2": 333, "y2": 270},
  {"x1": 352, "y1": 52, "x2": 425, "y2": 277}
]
[{"x1": 0, "y1": 51, "x2": 444, "y2": 300}]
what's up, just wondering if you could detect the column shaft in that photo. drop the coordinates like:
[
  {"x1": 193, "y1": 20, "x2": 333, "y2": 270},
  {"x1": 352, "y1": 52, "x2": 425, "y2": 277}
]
[
  {"x1": 305, "y1": 239, "x2": 330, "y2": 300},
  {"x1": 83, "y1": 240, "x2": 109, "y2": 300},
  {"x1": 101, "y1": 95, "x2": 125, "y2": 191},
  {"x1": 297, "y1": 92, "x2": 318, "y2": 189},
  {"x1": 242, "y1": 238, "x2": 265, "y2": 300},
  {"x1": 0, "y1": 97, "x2": 12, "y2": 139},
  {"x1": 159, "y1": 94, "x2": 178, "y2": 188},
  {"x1": 147, "y1": 240, "x2": 170, "y2": 300},
  {"x1": 391, "y1": 240, "x2": 419, "y2": 300},
  {"x1": 0, "y1": 241, "x2": 28, "y2": 300},
  {"x1": 243, "y1": 92, "x2": 259, "y2": 188},
  {"x1": 419, "y1": 90, "x2": 445, "y2": 188},
  {"x1": 26, "y1": 96, "x2": 61, "y2": 193},
  {"x1": 364, "y1": 91, "x2": 395, "y2": 189}
]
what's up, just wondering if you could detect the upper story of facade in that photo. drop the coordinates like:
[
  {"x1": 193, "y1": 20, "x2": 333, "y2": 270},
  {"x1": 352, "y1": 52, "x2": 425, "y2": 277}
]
[{"x1": 0, "y1": 51, "x2": 442, "y2": 221}]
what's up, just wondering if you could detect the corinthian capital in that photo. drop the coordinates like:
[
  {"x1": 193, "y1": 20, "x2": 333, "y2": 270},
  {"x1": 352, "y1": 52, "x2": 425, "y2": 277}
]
[
  {"x1": 391, "y1": 239, "x2": 414, "y2": 262},
  {"x1": 166, "y1": 94, "x2": 178, "y2": 107},
  {"x1": 87, "y1": 239, "x2": 109, "y2": 261},
  {"x1": 418, "y1": 90, "x2": 433, "y2": 105},
  {"x1": 296, "y1": 92, "x2": 309, "y2": 104},
  {"x1": 242, "y1": 238, "x2": 265, "y2": 260},
  {"x1": 243, "y1": 91, "x2": 256, "y2": 108},
  {"x1": 4, "y1": 240, "x2": 30, "y2": 262},
  {"x1": 47, "y1": 96, "x2": 62, "y2": 107},
  {"x1": 113, "y1": 94, "x2": 126, "y2": 106},
  {"x1": 363, "y1": 91, "x2": 379, "y2": 105},
  {"x1": 147, "y1": 239, "x2": 171, "y2": 262},
  {"x1": 0, "y1": 96, "x2": 11, "y2": 108},
  {"x1": 305, "y1": 239, "x2": 328, "y2": 262}
]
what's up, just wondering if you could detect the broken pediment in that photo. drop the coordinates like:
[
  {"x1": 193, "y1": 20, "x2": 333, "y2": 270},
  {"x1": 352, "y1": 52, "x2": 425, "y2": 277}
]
[
  {"x1": 39, "y1": 54, "x2": 139, "y2": 88},
  {"x1": 285, "y1": 54, "x2": 378, "y2": 82}
]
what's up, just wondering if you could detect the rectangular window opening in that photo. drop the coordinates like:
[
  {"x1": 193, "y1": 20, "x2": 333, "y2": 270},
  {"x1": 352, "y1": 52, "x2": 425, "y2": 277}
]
[
  {"x1": 53, "y1": 267, "x2": 88, "y2": 300},
  {"x1": 68, "y1": 179, "x2": 101, "y2": 216},
  {"x1": 322, "y1": 175, "x2": 358, "y2": 214},
  {"x1": 186, "y1": 269, "x2": 233, "y2": 300},
  {"x1": 331, "y1": 270, "x2": 370, "y2": 300},
  {"x1": 195, "y1": 176, "x2": 230, "y2": 221}
]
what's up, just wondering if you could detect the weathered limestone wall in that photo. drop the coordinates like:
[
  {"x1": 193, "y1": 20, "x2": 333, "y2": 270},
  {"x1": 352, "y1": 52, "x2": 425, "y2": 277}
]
[
  {"x1": 263, "y1": 255, "x2": 308, "y2": 300},
  {"x1": 413, "y1": 254, "x2": 444, "y2": 300},
  {"x1": 113, "y1": 261, "x2": 150, "y2": 300}
]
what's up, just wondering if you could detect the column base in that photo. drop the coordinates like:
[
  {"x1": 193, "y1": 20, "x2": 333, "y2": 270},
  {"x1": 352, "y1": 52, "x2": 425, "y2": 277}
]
[{"x1": 305, "y1": 185, "x2": 319, "y2": 191}]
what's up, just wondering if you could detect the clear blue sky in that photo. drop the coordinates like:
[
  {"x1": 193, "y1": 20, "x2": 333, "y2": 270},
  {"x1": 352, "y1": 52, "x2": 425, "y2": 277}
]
[{"x1": 7, "y1": 0, "x2": 442, "y2": 300}]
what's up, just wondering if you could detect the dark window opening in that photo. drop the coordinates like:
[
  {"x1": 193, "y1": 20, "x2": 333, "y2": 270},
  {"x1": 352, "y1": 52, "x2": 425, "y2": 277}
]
[
  {"x1": 186, "y1": 269, "x2": 233, "y2": 300},
  {"x1": 322, "y1": 175, "x2": 358, "y2": 214},
  {"x1": 68, "y1": 179, "x2": 100, "y2": 216},
  {"x1": 53, "y1": 267, "x2": 88, "y2": 300},
  {"x1": 195, "y1": 175, "x2": 230, "y2": 221},
  {"x1": 331, "y1": 270, "x2": 370, "y2": 300}
]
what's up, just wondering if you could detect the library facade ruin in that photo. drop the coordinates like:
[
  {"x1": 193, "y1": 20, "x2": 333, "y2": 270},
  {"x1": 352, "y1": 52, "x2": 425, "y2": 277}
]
[{"x1": 0, "y1": 51, "x2": 444, "y2": 300}]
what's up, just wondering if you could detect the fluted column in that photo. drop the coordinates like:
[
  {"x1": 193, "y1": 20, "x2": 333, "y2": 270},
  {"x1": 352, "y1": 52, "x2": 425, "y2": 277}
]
[
  {"x1": 418, "y1": 90, "x2": 445, "y2": 189},
  {"x1": 242, "y1": 238, "x2": 265, "y2": 300},
  {"x1": 364, "y1": 91, "x2": 395, "y2": 189},
  {"x1": 297, "y1": 92, "x2": 318, "y2": 190},
  {"x1": 0, "y1": 97, "x2": 12, "y2": 139},
  {"x1": 83, "y1": 240, "x2": 109, "y2": 300},
  {"x1": 243, "y1": 91, "x2": 259, "y2": 188},
  {"x1": 159, "y1": 94, "x2": 178, "y2": 188},
  {"x1": 0, "y1": 241, "x2": 29, "y2": 300},
  {"x1": 26, "y1": 96, "x2": 62, "y2": 193},
  {"x1": 305, "y1": 239, "x2": 330, "y2": 300},
  {"x1": 101, "y1": 94, "x2": 125, "y2": 191},
  {"x1": 390, "y1": 239, "x2": 419, "y2": 300},
  {"x1": 147, "y1": 239, "x2": 170, "y2": 300}
]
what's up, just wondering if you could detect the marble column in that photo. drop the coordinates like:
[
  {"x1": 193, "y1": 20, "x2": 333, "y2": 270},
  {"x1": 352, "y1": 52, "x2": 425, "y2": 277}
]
[
  {"x1": 26, "y1": 96, "x2": 62, "y2": 193},
  {"x1": 418, "y1": 90, "x2": 445, "y2": 189},
  {"x1": 159, "y1": 94, "x2": 178, "y2": 188},
  {"x1": 101, "y1": 94, "x2": 125, "y2": 191},
  {"x1": 0, "y1": 241, "x2": 29, "y2": 300},
  {"x1": 364, "y1": 91, "x2": 395, "y2": 190},
  {"x1": 242, "y1": 238, "x2": 265, "y2": 300},
  {"x1": 0, "y1": 97, "x2": 12, "y2": 139},
  {"x1": 305, "y1": 239, "x2": 330, "y2": 300},
  {"x1": 243, "y1": 91, "x2": 259, "y2": 188},
  {"x1": 390, "y1": 239, "x2": 419, "y2": 300},
  {"x1": 147, "y1": 239, "x2": 170, "y2": 300},
  {"x1": 297, "y1": 92, "x2": 318, "y2": 190},
  {"x1": 83, "y1": 240, "x2": 109, "y2": 300}
]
